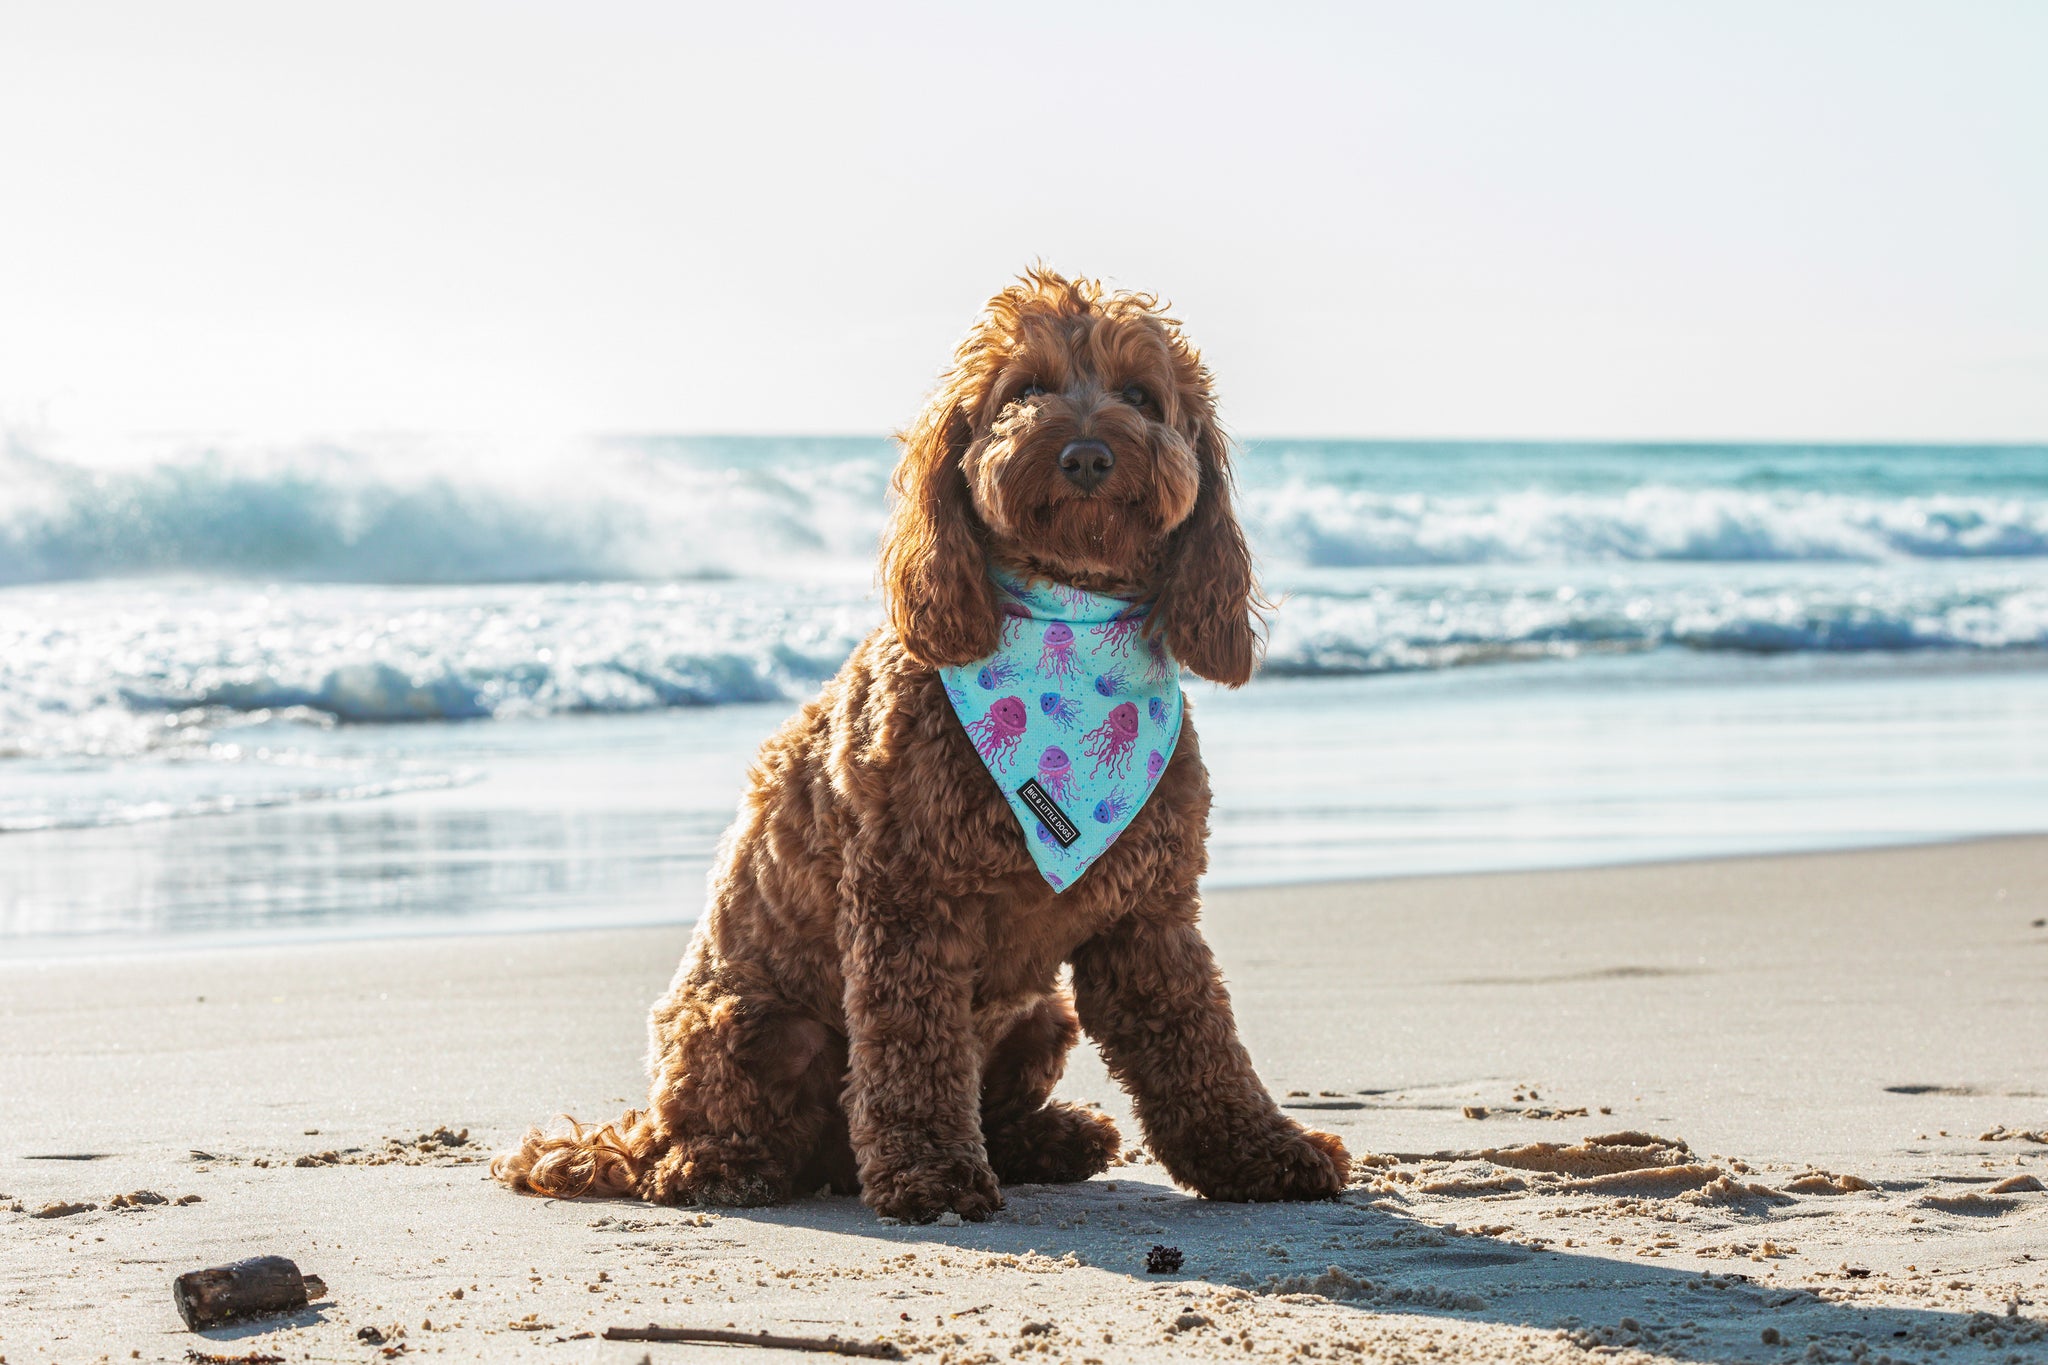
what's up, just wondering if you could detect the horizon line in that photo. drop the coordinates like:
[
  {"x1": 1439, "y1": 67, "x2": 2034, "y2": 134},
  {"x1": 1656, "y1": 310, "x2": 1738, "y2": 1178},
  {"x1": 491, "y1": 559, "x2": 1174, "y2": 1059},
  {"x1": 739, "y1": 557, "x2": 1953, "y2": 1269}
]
[{"x1": 19, "y1": 426, "x2": 2044, "y2": 451}]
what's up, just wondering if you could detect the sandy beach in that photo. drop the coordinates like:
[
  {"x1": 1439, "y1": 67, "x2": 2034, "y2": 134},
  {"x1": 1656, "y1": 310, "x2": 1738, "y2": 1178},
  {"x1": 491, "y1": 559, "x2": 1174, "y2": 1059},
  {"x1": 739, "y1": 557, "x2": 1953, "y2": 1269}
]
[
  {"x1": 7, "y1": 2, "x2": 2045, "y2": 1359},
  {"x1": 3, "y1": 836, "x2": 2045, "y2": 1362}
]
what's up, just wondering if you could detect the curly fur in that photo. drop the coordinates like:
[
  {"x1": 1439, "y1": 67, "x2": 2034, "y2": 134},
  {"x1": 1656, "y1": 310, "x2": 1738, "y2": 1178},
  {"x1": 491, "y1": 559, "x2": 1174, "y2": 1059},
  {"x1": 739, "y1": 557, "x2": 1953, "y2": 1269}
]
[{"x1": 493, "y1": 267, "x2": 1348, "y2": 1222}]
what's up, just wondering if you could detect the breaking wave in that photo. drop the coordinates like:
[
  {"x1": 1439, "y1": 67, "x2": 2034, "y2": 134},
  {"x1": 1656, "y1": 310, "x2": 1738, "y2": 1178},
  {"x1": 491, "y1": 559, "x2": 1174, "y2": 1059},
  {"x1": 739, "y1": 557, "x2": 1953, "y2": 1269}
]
[
  {"x1": 0, "y1": 433, "x2": 892, "y2": 586},
  {"x1": 1261, "y1": 574, "x2": 2048, "y2": 676},
  {"x1": 1252, "y1": 483, "x2": 2048, "y2": 567},
  {"x1": 4, "y1": 569, "x2": 2045, "y2": 761},
  {"x1": 3, "y1": 434, "x2": 2045, "y2": 587},
  {"x1": 4, "y1": 433, "x2": 2046, "y2": 766}
]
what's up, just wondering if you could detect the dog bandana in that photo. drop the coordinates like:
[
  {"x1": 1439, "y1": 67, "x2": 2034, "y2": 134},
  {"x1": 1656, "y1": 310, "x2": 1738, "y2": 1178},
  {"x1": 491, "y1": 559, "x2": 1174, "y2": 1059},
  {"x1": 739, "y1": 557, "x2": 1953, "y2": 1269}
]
[{"x1": 941, "y1": 571, "x2": 1184, "y2": 892}]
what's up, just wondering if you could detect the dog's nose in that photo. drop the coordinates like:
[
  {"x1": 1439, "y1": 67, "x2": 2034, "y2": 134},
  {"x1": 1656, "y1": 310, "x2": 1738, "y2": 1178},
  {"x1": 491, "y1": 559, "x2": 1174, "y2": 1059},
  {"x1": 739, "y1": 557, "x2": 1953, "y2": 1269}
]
[{"x1": 1057, "y1": 440, "x2": 1115, "y2": 492}]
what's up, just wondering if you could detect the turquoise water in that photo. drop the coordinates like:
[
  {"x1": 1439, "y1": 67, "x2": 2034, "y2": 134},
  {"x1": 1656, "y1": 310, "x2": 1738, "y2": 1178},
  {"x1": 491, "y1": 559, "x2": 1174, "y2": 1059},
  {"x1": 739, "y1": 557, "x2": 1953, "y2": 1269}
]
[
  {"x1": 1, "y1": 435, "x2": 2043, "y2": 947},
  {"x1": 1247, "y1": 440, "x2": 2048, "y2": 498}
]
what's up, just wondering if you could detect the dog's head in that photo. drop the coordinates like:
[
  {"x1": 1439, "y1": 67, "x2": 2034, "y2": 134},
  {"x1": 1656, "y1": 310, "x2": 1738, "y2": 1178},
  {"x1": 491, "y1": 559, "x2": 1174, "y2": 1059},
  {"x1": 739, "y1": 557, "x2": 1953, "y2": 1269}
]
[{"x1": 881, "y1": 267, "x2": 1259, "y2": 685}]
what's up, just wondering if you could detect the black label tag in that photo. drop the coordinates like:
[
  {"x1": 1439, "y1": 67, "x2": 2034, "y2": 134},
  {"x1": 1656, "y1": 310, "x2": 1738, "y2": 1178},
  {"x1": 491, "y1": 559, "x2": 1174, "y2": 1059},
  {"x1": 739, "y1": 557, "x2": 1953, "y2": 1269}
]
[{"x1": 1016, "y1": 779, "x2": 1080, "y2": 848}]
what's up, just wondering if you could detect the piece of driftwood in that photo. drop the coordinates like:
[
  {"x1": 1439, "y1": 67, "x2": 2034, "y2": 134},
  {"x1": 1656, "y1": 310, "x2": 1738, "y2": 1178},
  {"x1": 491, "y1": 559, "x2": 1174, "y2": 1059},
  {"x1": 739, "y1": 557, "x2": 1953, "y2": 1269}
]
[
  {"x1": 603, "y1": 1325, "x2": 902, "y2": 1359},
  {"x1": 172, "y1": 1256, "x2": 318, "y2": 1330}
]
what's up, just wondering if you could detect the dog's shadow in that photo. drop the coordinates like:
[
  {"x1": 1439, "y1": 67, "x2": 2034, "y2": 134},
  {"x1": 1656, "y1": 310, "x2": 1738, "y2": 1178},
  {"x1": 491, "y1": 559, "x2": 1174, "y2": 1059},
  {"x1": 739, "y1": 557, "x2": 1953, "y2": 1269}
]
[{"x1": 616, "y1": 1175, "x2": 2036, "y2": 1363}]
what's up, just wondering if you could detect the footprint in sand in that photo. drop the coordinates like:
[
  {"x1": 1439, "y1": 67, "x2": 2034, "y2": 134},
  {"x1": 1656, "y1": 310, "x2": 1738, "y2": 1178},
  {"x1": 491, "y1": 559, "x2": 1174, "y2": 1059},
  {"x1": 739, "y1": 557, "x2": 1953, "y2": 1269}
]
[
  {"x1": 1782, "y1": 1172, "x2": 1877, "y2": 1195},
  {"x1": 1914, "y1": 1192, "x2": 2020, "y2": 1216},
  {"x1": 1480, "y1": 1131, "x2": 1692, "y2": 1177}
]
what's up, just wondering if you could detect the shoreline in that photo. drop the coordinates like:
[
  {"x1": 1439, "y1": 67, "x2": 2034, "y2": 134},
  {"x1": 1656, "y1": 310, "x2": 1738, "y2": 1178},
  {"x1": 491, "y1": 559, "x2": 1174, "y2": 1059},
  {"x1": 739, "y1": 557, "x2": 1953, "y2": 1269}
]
[
  {"x1": 4, "y1": 826, "x2": 2048, "y2": 965},
  {"x1": 6, "y1": 828, "x2": 2047, "y2": 964},
  {"x1": 11, "y1": 641, "x2": 2048, "y2": 946},
  {"x1": 5, "y1": 836, "x2": 2046, "y2": 1361}
]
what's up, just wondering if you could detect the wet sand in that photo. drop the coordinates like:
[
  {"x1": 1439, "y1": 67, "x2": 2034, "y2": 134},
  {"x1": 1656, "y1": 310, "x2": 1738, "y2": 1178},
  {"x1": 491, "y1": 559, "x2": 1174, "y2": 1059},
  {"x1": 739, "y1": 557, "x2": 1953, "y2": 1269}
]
[{"x1": 3, "y1": 837, "x2": 2045, "y2": 1362}]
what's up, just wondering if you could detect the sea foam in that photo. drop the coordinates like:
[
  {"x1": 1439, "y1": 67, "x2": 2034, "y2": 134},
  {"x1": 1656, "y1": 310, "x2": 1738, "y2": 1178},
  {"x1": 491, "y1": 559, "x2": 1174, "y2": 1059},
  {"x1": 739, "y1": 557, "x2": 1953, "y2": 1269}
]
[
  {"x1": 3, "y1": 434, "x2": 2046, "y2": 767},
  {"x1": 4, "y1": 568, "x2": 2045, "y2": 764}
]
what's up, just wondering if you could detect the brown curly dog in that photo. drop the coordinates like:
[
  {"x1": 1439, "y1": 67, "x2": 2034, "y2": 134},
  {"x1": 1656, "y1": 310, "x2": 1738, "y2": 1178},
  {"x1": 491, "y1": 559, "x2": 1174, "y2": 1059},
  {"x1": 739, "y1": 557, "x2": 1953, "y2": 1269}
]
[{"x1": 492, "y1": 267, "x2": 1350, "y2": 1222}]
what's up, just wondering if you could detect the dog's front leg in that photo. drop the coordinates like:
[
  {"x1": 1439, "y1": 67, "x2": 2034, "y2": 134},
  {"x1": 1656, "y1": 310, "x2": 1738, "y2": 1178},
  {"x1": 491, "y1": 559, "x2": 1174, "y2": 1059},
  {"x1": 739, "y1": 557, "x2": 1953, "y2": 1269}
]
[
  {"x1": 839, "y1": 888, "x2": 1003, "y2": 1224},
  {"x1": 1071, "y1": 905, "x2": 1350, "y2": 1201}
]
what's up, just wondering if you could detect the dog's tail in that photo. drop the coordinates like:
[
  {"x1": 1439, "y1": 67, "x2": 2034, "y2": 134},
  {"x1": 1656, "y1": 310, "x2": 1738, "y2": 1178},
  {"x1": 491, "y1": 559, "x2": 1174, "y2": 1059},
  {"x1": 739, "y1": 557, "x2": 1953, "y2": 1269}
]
[{"x1": 490, "y1": 1109, "x2": 659, "y2": 1199}]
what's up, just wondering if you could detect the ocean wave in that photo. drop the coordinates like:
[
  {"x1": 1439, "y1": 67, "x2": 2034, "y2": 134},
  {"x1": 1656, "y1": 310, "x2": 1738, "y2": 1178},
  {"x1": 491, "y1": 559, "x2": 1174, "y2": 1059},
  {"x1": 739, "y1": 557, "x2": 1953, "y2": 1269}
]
[
  {"x1": 0, "y1": 433, "x2": 892, "y2": 586},
  {"x1": 117, "y1": 650, "x2": 819, "y2": 724},
  {"x1": 4, "y1": 572, "x2": 2045, "y2": 761},
  {"x1": 4, "y1": 434, "x2": 2046, "y2": 587},
  {"x1": 1246, "y1": 483, "x2": 2048, "y2": 567},
  {"x1": 1261, "y1": 577, "x2": 2048, "y2": 675},
  {"x1": 0, "y1": 581, "x2": 875, "y2": 759}
]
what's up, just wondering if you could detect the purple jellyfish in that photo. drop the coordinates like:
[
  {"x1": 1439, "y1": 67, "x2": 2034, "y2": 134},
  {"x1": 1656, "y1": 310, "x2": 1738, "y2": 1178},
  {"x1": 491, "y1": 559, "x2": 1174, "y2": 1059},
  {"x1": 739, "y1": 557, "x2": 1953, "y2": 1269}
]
[
  {"x1": 1039, "y1": 691, "x2": 1083, "y2": 730},
  {"x1": 1038, "y1": 622, "x2": 1078, "y2": 679},
  {"x1": 965, "y1": 695, "x2": 1029, "y2": 767},
  {"x1": 1093, "y1": 669, "x2": 1129, "y2": 697},
  {"x1": 976, "y1": 655, "x2": 1022, "y2": 690},
  {"x1": 1036, "y1": 745, "x2": 1076, "y2": 801},
  {"x1": 1092, "y1": 791, "x2": 1134, "y2": 824},
  {"x1": 1145, "y1": 749, "x2": 1166, "y2": 783},
  {"x1": 1147, "y1": 695, "x2": 1170, "y2": 726},
  {"x1": 1082, "y1": 701, "x2": 1141, "y2": 778},
  {"x1": 1143, "y1": 634, "x2": 1173, "y2": 683}
]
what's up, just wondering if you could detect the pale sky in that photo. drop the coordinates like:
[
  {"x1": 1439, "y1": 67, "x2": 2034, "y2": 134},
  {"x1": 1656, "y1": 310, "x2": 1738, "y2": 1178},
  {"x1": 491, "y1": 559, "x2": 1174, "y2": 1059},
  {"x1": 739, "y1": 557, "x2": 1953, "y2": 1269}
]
[{"x1": 2, "y1": 1, "x2": 2042, "y2": 441}]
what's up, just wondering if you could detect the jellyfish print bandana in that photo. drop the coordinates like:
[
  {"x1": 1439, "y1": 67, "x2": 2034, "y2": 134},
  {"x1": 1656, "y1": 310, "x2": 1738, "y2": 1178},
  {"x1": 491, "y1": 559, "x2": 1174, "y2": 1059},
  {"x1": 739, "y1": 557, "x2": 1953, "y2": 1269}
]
[{"x1": 940, "y1": 571, "x2": 1184, "y2": 892}]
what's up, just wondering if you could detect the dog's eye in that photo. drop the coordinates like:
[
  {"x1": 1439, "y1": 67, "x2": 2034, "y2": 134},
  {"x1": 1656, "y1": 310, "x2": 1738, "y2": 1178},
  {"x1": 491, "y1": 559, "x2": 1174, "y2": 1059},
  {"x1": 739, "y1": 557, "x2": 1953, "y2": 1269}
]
[
  {"x1": 1014, "y1": 382, "x2": 1046, "y2": 404},
  {"x1": 1120, "y1": 384, "x2": 1151, "y2": 409}
]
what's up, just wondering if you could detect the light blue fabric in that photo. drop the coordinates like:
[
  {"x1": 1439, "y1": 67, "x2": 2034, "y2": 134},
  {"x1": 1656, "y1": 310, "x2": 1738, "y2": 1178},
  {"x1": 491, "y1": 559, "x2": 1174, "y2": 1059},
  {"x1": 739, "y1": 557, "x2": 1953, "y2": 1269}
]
[{"x1": 940, "y1": 571, "x2": 1184, "y2": 892}]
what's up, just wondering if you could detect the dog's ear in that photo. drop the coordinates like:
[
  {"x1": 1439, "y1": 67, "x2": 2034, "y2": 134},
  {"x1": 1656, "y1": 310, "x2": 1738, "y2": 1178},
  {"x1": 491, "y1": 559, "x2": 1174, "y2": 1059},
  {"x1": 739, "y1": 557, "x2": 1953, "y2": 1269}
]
[
  {"x1": 881, "y1": 387, "x2": 998, "y2": 668},
  {"x1": 1151, "y1": 415, "x2": 1261, "y2": 687}
]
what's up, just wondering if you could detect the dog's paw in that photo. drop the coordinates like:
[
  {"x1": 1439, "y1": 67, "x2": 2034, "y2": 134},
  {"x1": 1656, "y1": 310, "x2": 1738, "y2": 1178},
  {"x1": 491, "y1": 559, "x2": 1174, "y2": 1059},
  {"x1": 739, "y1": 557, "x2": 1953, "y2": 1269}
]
[
  {"x1": 637, "y1": 1144, "x2": 791, "y2": 1208},
  {"x1": 987, "y1": 1101, "x2": 1121, "y2": 1186},
  {"x1": 1180, "y1": 1121, "x2": 1352, "y2": 1203},
  {"x1": 1259, "y1": 1125, "x2": 1352, "y2": 1200},
  {"x1": 861, "y1": 1147, "x2": 1003, "y2": 1224}
]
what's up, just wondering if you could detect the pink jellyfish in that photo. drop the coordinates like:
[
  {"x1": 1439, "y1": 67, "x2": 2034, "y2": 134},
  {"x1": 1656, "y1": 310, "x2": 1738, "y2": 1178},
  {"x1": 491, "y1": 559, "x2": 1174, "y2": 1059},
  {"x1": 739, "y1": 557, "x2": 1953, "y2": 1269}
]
[
  {"x1": 976, "y1": 655, "x2": 1022, "y2": 690},
  {"x1": 1082, "y1": 701, "x2": 1141, "y2": 778},
  {"x1": 965, "y1": 695, "x2": 1029, "y2": 767},
  {"x1": 1145, "y1": 749, "x2": 1166, "y2": 783},
  {"x1": 1037, "y1": 622, "x2": 1078, "y2": 679},
  {"x1": 998, "y1": 599, "x2": 1033, "y2": 646},
  {"x1": 1052, "y1": 580, "x2": 1092, "y2": 609},
  {"x1": 1090, "y1": 603, "x2": 1147, "y2": 656},
  {"x1": 1036, "y1": 745, "x2": 1076, "y2": 800}
]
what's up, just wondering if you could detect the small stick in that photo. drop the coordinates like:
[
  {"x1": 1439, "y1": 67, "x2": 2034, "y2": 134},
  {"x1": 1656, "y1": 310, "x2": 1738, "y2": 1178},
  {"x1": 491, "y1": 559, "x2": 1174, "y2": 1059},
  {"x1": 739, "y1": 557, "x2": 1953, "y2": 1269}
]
[{"x1": 603, "y1": 1325, "x2": 902, "y2": 1359}]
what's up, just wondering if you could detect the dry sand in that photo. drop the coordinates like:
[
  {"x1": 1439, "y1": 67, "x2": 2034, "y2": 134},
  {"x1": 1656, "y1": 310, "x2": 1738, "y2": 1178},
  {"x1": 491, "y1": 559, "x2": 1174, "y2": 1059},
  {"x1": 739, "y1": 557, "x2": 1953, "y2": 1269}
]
[{"x1": 3, "y1": 837, "x2": 2046, "y2": 1363}]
